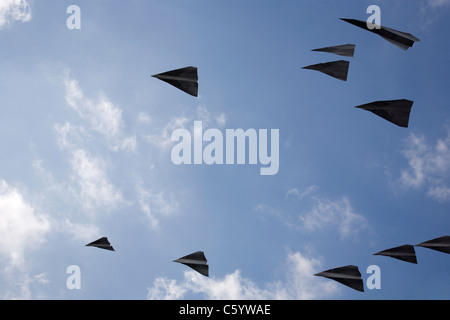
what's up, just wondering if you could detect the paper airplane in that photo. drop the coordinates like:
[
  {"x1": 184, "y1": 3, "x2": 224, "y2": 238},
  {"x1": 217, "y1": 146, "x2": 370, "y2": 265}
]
[
  {"x1": 374, "y1": 244, "x2": 417, "y2": 264},
  {"x1": 312, "y1": 44, "x2": 356, "y2": 57},
  {"x1": 416, "y1": 235, "x2": 450, "y2": 254},
  {"x1": 152, "y1": 66, "x2": 198, "y2": 97},
  {"x1": 173, "y1": 251, "x2": 209, "y2": 277},
  {"x1": 340, "y1": 18, "x2": 420, "y2": 51},
  {"x1": 85, "y1": 237, "x2": 115, "y2": 251},
  {"x1": 302, "y1": 60, "x2": 350, "y2": 81},
  {"x1": 355, "y1": 99, "x2": 413, "y2": 128},
  {"x1": 315, "y1": 265, "x2": 364, "y2": 292}
]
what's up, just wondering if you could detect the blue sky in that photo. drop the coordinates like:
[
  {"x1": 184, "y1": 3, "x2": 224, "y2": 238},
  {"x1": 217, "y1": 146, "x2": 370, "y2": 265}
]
[{"x1": 0, "y1": 0, "x2": 449, "y2": 300}]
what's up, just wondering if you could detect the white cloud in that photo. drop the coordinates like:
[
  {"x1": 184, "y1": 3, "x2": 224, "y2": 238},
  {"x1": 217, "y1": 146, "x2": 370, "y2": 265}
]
[
  {"x1": 399, "y1": 131, "x2": 450, "y2": 202},
  {"x1": 69, "y1": 148, "x2": 124, "y2": 212},
  {"x1": 32, "y1": 158, "x2": 101, "y2": 241},
  {"x1": 196, "y1": 105, "x2": 211, "y2": 124},
  {"x1": 147, "y1": 251, "x2": 338, "y2": 300},
  {"x1": 299, "y1": 196, "x2": 368, "y2": 239},
  {"x1": 136, "y1": 184, "x2": 179, "y2": 230},
  {"x1": 137, "y1": 112, "x2": 152, "y2": 124},
  {"x1": 53, "y1": 122, "x2": 124, "y2": 213},
  {"x1": 417, "y1": 0, "x2": 450, "y2": 30},
  {"x1": 143, "y1": 105, "x2": 226, "y2": 150},
  {"x1": 216, "y1": 113, "x2": 226, "y2": 127},
  {"x1": 0, "y1": 0, "x2": 31, "y2": 28},
  {"x1": 63, "y1": 75, "x2": 136, "y2": 152},
  {"x1": 0, "y1": 179, "x2": 54, "y2": 299},
  {"x1": 54, "y1": 122, "x2": 89, "y2": 150},
  {"x1": 58, "y1": 218, "x2": 100, "y2": 243},
  {"x1": 427, "y1": 185, "x2": 450, "y2": 202},
  {"x1": 2, "y1": 271, "x2": 50, "y2": 300},
  {"x1": 399, "y1": 134, "x2": 427, "y2": 188},
  {"x1": 256, "y1": 187, "x2": 369, "y2": 239},
  {"x1": 286, "y1": 185, "x2": 319, "y2": 199},
  {"x1": 143, "y1": 116, "x2": 190, "y2": 149},
  {"x1": 52, "y1": 72, "x2": 183, "y2": 223},
  {"x1": 147, "y1": 277, "x2": 188, "y2": 300},
  {"x1": 254, "y1": 203, "x2": 284, "y2": 221},
  {"x1": 0, "y1": 179, "x2": 50, "y2": 268},
  {"x1": 427, "y1": 0, "x2": 450, "y2": 7}
]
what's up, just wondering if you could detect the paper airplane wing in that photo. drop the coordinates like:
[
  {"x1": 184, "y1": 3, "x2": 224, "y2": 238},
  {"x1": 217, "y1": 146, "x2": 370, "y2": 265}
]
[
  {"x1": 377, "y1": 25, "x2": 420, "y2": 51},
  {"x1": 86, "y1": 237, "x2": 115, "y2": 251},
  {"x1": 416, "y1": 236, "x2": 450, "y2": 254},
  {"x1": 315, "y1": 265, "x2": 364, "y2": 292},
  {"x1": 374, "y1": 244, "x2": 417, "y2": 264},
  {"x1": 340, "y1": 18, "x2": 420, "y2": 51},
  {"x1": 355, "y1": 99, "x2": 413, "y2": 128},
  {"x1": 173, "y1": 251, "x2": 209, "y2": 277},
  {"x1": 312, "y1": 44, "x2": 356, "y2": 57},
  {"x1": 152, "y1": 66, "x2": 198, "y2": 97},
  {"x1": 302, "y1": 60, "x2": 350, "y2": 81}
]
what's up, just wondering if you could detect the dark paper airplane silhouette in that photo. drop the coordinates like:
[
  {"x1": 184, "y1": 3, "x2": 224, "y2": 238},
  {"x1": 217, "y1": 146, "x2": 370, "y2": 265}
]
[
  {"x1": 173, "y1": 251, "x2": 209, "y2": 277},
  {"x1": 315, "y1": 265, "x2": 364, "y2": 292},
  {"x1": 340, "y1": 18, "x2": 420, "y2": 51},
  {"x1": 312, "y1": 44, "x2": 356, "y2": 57},
  {"x1": 374, "y1": 244, "x2": 418, "y2": 264},
  {"x1": 302, "y1": 60, "x2": 350, "y2": 81},
  {"x1": 86, "y1": 237, "x2": 115, "y2": 251},
  {"x1": 152, "y1": 66, "x2": 198, "y2": 97},
  {"x1": 416, "y1": 236, "x2": 450, "y2": 254},
  {"x1": 355, "y1": 99, "x2": 413, "y2": 128}
]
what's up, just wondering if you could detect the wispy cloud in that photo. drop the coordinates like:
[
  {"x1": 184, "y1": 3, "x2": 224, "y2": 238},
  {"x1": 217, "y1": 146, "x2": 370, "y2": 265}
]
[
  {"x1": 53, "y1": 123, "x2": 124, "y2": 213},
  {"x1": 143, "y1": 116, "x2": 190, "y2": 150},
  {"x1": 299, "y1": 196, "x2": 368, "y2": 239},
  {"x1": 2, "y1": 272, "x2": 50, "y2": 300},
  {"x1": 57, "y1": 218, "x2": 100, "y2": 243},
  {"x1": 69, "y1": 148, "x2": 124, "y2": 212},
  {"x1": 56, "y1": 72, "x2": 136, "y2": 213},
  {"x1": 143, "y1": 105, "x2": 226, "y2": 150},
  {"x1": 55, "y1": 122, "x2": 89, "y2": 150},
  {"x1": 256, "y1": 186, "x2": 369, "y2": 239},
  {"x1": 426, "y1": 0, "x2": 450, "y2": 7},
  {"x1": 0, "y1": 179, "x2": 51, "y2": 269},
  {"x1": 0, "y1": 179, "x2": 52, "y2": 299},
  {"x1": 136, "y1": 183, "x2": 179, "y2": 230},
  {"x1": 53, "y1": 72, "x2": 181, "y2": 225},
  {"x1": 286, "y1": 186, "x2": 319, "y2": 200},
  {"x1": 32, "y1": 159, "x2": 102, "y2": 242},
  {"x1": 137, "y1": 112, "x2": 152, "y2": 124},
  {"x1": 63, "y1": 74, "x2": 136, "y2": 152},
  {"x1": 0, "y1": 0, "x2": 31, "y2": 29},
  {"x1": 147, "y1": 251, "x2": 338, "y2": 300},
  {"x1": 417, "y1": 0, "x2": 450, "y2": 30},
  {"x1": 399, "y1": 131, "x2": 450, "y2": 202}
]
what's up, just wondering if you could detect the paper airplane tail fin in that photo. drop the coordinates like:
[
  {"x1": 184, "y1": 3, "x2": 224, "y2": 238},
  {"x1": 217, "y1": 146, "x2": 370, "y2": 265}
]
[
  {"x1": 174, "y1": 251, "x2": 209, "y2": 277},
  {"x1": 189, "y1": 264, "x2": 209, "y2": 277}
]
